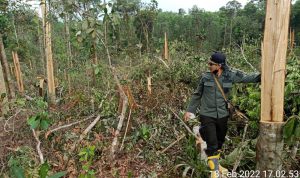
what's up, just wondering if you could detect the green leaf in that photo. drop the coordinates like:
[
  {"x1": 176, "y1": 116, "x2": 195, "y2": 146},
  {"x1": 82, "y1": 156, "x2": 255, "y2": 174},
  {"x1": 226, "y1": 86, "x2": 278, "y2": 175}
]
[
  {"x1": 27, "y1": 116, "x2": 39, "y2": 129},
  {"x1": 39, "y1": 162, "x2": 50, "y2": 178},
  {"x1": 1, "y1": 92, "x2": 6, "y2": 99},
  {"x1": 286, "y1": 135, "x2": 295, "y2": 146},
  {"x1": 95, "y1": 67, "x2": 100, "y2": 75},
  {"x1": 79, "y1": 150, "x2": 87, "y2": 156},
  {"x1": 0, "y1": 92, "x2": 6, "y2": 102},
  {"x1": 36, "y1": 99, "x2": 48, "y2": 109},
  {"x1": 48, "y1": 171, "x2": 67, "y2": 178},
  {"x1": 82, "y1": 164, "x2": 89, "y2": 171},
  {"x1": 294, "y1": 122, "x2": 300, "y2": 139},
  {"x1": 283, "y1": 118, "x2": 296, "y2": 139},
  {"x1": 88, "y1": 170, "x2": 95, "y2": 175},
  {"x1": 11, "y1": 166, "x2": 25, "y2": 178},
  {"x1": 40, "y1": 119, "x2": 50, "y2": 130}
]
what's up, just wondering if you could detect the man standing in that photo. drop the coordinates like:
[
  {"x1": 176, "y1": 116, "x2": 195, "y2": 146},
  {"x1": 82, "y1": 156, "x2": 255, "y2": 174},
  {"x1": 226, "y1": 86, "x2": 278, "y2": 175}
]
[{"x1": 183, "y1": 52, "x2": 260, "y2": 178}]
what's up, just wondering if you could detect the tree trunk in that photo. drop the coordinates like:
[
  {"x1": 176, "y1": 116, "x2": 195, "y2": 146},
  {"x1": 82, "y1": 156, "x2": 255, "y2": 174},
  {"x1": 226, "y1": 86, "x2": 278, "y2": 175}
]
[
  {"x1": 12, "y1": 51, "x2": 24, "y2": 94},
  {"x1": 41, "y1": 0, "x2": 56, "y2": 105},
  {"x1": 229, "y1": 19, "x2": 233, "y2": 49},
  {"x1": 164, "y1": 32, "x2": 169, "y2": 62},
  {"x1": 256, "y1": 122, "x2": 284, "y2": 177},
  {"x1": 64, "y1": 14, "x2": 72, "y2": 93},
  {"x1": 260, "y1": 0, "x2": 291, "y2": 122},
  {"x1": 223, "y1": 22, "x2": 227, "y2": 49},
  {"x1": 0, "y1": 60, "x2": 8, "y2": 115},
  {"x1": 257, "y1": 0, "x2": 291, "y2": 172},
  {"x1": 37, "y1": 12, "x2": 45, "y2": 76},
  {"x1": 91, "y1": 41, "x2": 97, "y2": 86},
  {"x1": 0, "y1": 34, "x2": 15, "y2": 100},
  {"x1": 64, "y1": 14, "x2": 73, "y2": 68}
]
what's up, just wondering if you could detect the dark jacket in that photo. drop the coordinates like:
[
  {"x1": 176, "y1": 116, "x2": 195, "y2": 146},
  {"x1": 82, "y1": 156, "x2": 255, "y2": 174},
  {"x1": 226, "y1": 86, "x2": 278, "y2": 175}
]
[{"x1": 187, "y1": 68, "x2": 260, "y2": 118}]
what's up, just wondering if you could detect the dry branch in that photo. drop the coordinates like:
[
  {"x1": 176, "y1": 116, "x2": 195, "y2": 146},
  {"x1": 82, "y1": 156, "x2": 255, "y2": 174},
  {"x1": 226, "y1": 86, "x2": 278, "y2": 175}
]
[
  {"x1": 239, "y1": 45, "x2": 257, "y2": 72},
  {"x1": 45, "y1": 114, "x2": 95, "y2": 139},
  {"x1": 4, "y1": 109, "x2": 21, "y2": 132},
  {"x1": 147, "y1": 76, "x2": 152, "y2": 95},
  {"x1": 154, "y1": 56, "x2": 170, "y2": 69},
  {"x1": 32, "y1": 129, "x2": 44, "y2": 164},
  {"x1": 110, "y1": 74, "x2": 128, "y2": 159},
  {"x1": 169, "y1": 108, "x2": 208, "y2": 160},
  {"x1": 291, "y1": 140, "x2": 299, "y2": 160},
  {"x1": 80, "y1": 115, "x2": 101, "y2": 138},
  {"x1": 70, "y1": 115, "x2": 101, "y2": 151},
  {"x1": 120, "y1": 107, "x2": 132, "y2": 151},
  {"x1": 232, "y1": 123, "x2": 249, "y2": 172},
  {"x1": 169, "y1": 108, "x2": 202, "y2": 142},
  {"x1": 101, "y1": 36, "x2": 129, "y2": 160},
  {"x1": 158, "y1": 134, "x2": 185, "y2": 154}
]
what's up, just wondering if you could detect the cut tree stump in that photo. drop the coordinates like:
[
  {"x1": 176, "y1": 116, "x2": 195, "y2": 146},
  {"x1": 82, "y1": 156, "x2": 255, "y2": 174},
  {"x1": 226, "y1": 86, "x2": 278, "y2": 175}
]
[{"x1": 256, "y1": 121, "x2": 284, "y2": 176}]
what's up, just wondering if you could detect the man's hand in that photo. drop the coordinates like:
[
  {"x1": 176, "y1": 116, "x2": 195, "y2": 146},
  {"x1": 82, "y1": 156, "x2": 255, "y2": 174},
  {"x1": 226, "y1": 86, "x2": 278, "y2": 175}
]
[{"x1": 183, "y1": 112, "x2": 195, "y2": 122}]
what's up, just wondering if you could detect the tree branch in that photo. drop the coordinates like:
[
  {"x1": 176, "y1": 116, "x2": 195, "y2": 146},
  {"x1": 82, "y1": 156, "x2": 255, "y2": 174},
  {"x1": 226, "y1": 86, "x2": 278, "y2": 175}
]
[{"x1": 32, "y1": 129, "x2": 44, "y2": 164}]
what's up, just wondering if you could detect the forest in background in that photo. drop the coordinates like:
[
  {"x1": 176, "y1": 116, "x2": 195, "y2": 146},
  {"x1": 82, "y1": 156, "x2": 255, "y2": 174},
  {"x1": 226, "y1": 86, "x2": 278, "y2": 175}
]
[{"x1": 0, "y1": 0, "x2": 300, "y2": 177}]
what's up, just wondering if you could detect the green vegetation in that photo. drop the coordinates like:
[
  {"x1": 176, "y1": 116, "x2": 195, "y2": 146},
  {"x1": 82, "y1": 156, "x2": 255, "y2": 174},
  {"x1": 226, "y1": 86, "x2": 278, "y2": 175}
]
[{"x1": 0, "y1": 0, "x2": 299, "y2": 177}]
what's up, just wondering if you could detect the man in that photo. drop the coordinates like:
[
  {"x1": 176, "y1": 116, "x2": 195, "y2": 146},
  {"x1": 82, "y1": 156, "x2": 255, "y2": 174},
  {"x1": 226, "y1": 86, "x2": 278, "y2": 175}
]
[{"x1": 183, "y1": 52, "x2": 260, "y2": 178}]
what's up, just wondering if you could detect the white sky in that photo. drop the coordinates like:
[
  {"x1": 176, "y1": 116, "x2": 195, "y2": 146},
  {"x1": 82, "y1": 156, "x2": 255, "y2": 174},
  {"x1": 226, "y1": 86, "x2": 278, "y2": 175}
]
[
  {"x1": 147, "y1": 0, "x2": 250, "y2": 12},
  {"x1": 25, "y1": 0, "x2": 249, "y2": 14}
]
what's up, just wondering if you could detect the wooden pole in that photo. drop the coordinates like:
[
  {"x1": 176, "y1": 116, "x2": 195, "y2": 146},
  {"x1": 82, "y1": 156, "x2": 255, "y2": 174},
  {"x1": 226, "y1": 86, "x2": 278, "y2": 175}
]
[{"x1": 257, "y1": 0, "x2": 291, "y2": 175}]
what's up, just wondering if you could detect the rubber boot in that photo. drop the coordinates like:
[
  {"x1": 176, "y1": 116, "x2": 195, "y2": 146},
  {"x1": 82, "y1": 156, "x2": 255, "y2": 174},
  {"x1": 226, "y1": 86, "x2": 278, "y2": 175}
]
[
  {"x1": 207, "y1": 154, "x2": 221, "y2": 178},
  {"x1": 217, "y1": 150, "x2": 228, "y2": 175}
]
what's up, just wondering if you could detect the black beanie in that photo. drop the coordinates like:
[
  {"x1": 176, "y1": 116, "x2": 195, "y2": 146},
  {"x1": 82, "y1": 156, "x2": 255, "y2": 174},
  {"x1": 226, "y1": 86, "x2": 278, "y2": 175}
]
[{"x1": 210, "y1": 52, "x2": 226, "y2": 65}]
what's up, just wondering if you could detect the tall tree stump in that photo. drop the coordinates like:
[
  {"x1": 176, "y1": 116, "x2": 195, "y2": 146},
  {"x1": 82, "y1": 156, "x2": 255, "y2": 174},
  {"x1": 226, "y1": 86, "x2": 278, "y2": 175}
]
[
  {"x1": 256, "y1": 121, "x2": 284, "y2": 176},
  {"x1": 257, "y1": 0, "x2": 291, "y2": 173}
]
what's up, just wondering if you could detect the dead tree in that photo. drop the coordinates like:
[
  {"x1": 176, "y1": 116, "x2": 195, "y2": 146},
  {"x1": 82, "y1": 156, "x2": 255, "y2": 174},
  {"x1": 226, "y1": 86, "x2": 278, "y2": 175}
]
[
  {"x1": 0, "y1": 34, "x2": 15, "y2": 100},
  {"x1": 12, "y1": 51, "x2": 24, "y2": 94},
  {"x1": 41, "y1": 0, "x2": 56, "y2": 105},
  {"x1": 256, "y1": 0, "x2": 291, "y2": 175}
]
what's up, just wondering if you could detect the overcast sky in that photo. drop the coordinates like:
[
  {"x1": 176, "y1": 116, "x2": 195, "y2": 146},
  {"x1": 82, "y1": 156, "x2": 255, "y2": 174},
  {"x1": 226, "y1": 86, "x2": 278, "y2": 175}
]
[
  {"x1": 26, "y1": 0, "x2": 249, "y2": 13},
  {"x1": 145, "y1": 0, "x2": 249, "y2": 12}
]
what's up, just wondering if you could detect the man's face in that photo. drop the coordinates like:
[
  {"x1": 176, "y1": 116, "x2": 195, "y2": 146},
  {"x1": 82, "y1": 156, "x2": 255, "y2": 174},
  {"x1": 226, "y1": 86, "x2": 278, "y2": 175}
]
[{"x1": 208, "y1": 60, "x2": 221, "y2": 73}]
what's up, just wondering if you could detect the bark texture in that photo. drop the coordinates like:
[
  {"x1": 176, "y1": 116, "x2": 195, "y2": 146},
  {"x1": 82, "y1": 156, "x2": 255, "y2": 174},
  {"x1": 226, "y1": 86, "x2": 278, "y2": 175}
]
[
  {"x1": 256, "y1": 121, "x2": 284, "y2": 176},
  {"x1": 0, "y1": 34, "x2": 15, "y2": 100}
]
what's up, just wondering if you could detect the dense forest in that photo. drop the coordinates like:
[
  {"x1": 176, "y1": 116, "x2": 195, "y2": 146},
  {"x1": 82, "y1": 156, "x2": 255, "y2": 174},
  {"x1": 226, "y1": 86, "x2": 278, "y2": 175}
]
[{"x1": 0, "y1": 0, "x2": 299, "y2": 177}]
